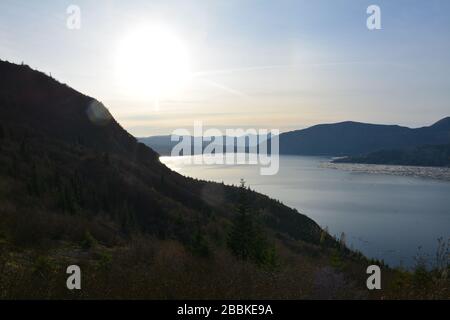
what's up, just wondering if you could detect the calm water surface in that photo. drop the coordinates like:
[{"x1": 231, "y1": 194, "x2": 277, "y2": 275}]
[{"x1": 161, "y1": 155, "x2": 450, "y2": 268}]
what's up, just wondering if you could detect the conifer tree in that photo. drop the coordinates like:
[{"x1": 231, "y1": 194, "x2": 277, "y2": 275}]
[
  {"x1": 228, "y1": 179, "x2": 277, "y2": 267},
  {"x1": 228, "y1": 179, "x2": 255, "y2": 260}
]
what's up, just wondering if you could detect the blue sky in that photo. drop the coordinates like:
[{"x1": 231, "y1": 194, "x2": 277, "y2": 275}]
[{"x1": 1, "y1": 0, "x2": 449, "y2": 136}]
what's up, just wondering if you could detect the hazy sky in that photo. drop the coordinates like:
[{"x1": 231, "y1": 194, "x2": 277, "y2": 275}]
[{"x1": 1, "y1": 0, "x2": 449, "y2": 136}]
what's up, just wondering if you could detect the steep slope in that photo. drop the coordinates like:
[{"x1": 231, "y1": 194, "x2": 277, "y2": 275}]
[
  {"x1": 0, "y1": 59, "x2": 327, "y2": 254},
  {"x1": 0, "y1": 60, "x2": 360, "y2": 299},
  {"x1": 0, "y1": 61, "x2": 149, "y2": 158}
]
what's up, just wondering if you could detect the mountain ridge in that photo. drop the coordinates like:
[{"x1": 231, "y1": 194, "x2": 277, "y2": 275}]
[
  {"x1": 278, "y1": 118, "x2": 450, "y2": 156},
  {"x1": 140, "y1": 117, "x2": 450, "y2": 157},
  {"x1": 0, "y1": 60, "x2": 152, "y2": 158}
]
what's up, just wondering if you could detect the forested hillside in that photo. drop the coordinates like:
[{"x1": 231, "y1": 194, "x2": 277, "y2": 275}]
[{"x1": 0, "y1": 60, "x2": 447, "y2": 299}]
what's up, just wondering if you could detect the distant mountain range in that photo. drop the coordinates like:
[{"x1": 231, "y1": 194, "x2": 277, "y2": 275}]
[
  {"x1": 278, "y1": 118, "x2": 450, "y2": 156},
  {"x1": 139, "y1": 134, "x2": 267, "y2": 156},
  {"x1": 140, "y1": 118, "x2": 450, "y2": 159}
]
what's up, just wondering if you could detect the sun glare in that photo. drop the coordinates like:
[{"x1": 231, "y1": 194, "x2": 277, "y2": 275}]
[{"x1": 115, "y1": 25, "x2": 191, "y2": 100}]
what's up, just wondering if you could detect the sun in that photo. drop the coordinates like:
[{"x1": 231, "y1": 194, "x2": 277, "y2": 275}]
[{"x1": 115, "y1": 24, "x2": 191, "y2": 100}]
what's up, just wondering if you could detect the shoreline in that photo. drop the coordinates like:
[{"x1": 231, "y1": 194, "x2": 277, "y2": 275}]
[{"x1": 322, "y1": 161, "x2": 450, "y2": 182}]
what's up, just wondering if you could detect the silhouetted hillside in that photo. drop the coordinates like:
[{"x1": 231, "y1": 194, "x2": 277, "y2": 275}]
[
  {"x1": 0, "y1": 61, "x2": 149, "y2": 158},
  {"x1": 278, "y1": 119, "x2": 450, "y2": 156},
  {"x1": 1, "y1": 60, "x2": 334, "y2": 241},
  {"x1": 1, "y1": 60, "x2": 446, "y2": 299}
]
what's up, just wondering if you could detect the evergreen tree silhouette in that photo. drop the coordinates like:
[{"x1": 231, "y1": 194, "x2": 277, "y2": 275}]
[
  {"x1": 228, "y1": 179, "x2": 255, "y2": 260},
  {"x1": 228, "y1": 179, "x2": 277, "y2": 267}
]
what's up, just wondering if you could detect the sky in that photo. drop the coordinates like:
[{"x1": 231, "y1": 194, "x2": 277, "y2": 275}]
[{"x1": 0, "y1": 0, "x2": 449, "y2": 136}]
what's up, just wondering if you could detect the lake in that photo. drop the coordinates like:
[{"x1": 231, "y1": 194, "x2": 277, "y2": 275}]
[{"x1": 160, "y1": 154, "x2": 450, "y2": 268}]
